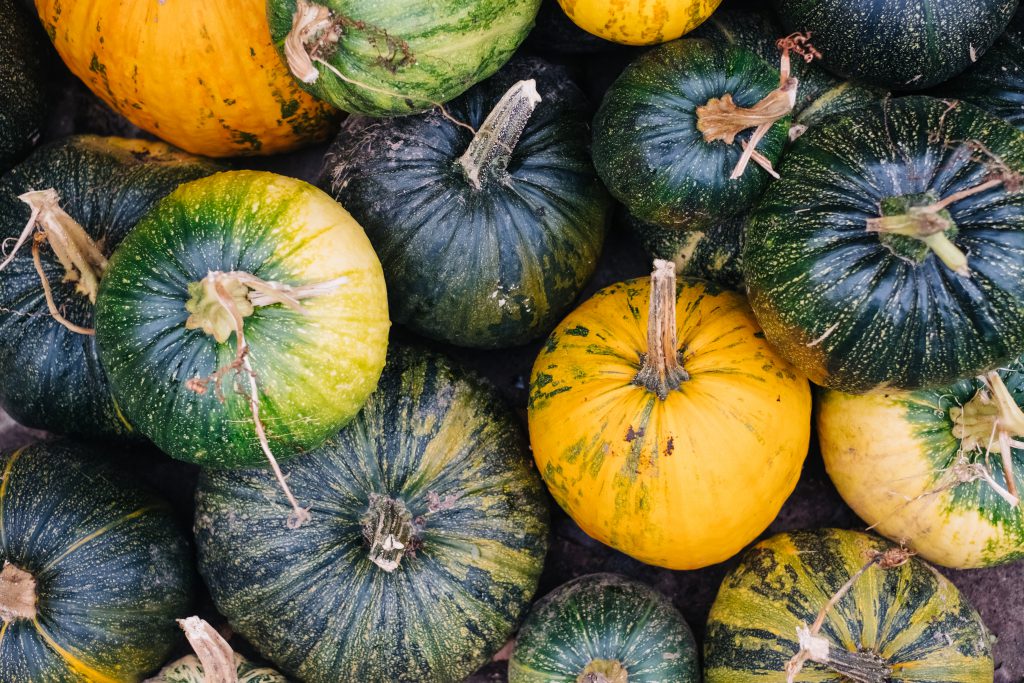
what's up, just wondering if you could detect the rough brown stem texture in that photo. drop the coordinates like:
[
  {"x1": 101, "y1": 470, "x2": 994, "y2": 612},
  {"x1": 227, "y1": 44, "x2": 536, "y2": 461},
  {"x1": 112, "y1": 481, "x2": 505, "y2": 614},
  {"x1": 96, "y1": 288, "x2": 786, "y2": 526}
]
[
  {"x1": 578, "y1": 659, "x2": 628, "y2": 683},
  {"x1": 633, "y1": 259, "x2": 688, "y2": 400},
  {"x1": 362, "y1": 494, "x2": 416, "y2": 572},
  {"x1": 0, "y1": 562, "x2": 36, "y2": 622},
  {"x1": 178, "y1": 616, "x2": 239, "y2": 683}
]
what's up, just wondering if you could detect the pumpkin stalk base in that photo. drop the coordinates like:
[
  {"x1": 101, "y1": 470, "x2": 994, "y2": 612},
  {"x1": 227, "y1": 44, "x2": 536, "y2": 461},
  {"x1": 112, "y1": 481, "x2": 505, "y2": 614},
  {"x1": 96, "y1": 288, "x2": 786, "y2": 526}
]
[
  {"x1": 0, "y1": 562, "x2": 37, "y2": 622},
  {"x1": 177, "y1": 616, "x2": 239, "y2": 683},
  {"x1": 866, "y1": 208, "x2": 966, "y2": 276},
  {"x1": 285, "y1": 0, "x2": 339, "y2": 84},
  {"x1": 362, "y1": 494, "x2": 416, "y2": 572},
  {"x1": 458, "y1": 79, "x2": 542, "y2": 190},
  {"x1": 578, "y1": 658, "x2": 628, "y2": 683},
  {"x1": 634, "y1": 259, "x2": 688, "y2": 400},
  {"x1": 793, "y1": 628, "x2": 891, "y2": 683}
]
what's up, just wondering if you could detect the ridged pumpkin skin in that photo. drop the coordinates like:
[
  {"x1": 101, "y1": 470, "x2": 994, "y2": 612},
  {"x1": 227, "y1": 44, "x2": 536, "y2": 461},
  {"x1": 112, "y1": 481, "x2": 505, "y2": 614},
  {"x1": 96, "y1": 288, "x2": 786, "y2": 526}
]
[
  {"x1": 745, "y1": 97, "x2": 1024, "y2": 393},
  {"x1": 593, "y1": 39, "x2": 789, "y2": 229},
  {"x1": 509, "y1": 573, "x2": 699, "y2": 683},
  {"x1": 95, "y1": 171, "x2": 390, "y2": 468},
  {"x1": 320, "y1": 59, "x2": 610, "y2": 348},
  {"x1": 35, "y1": 0, "x2": 337, "y2": 157},
  {"x1": 152, "y1": 654, "x2": 287, "y2": 682},
  {"x1": 0, "y1": 442, "x2": 194, "y2": 682},
  {"x1": 528, "y1": 276, "x2": 811, "y2": 570},
  {"x1": 557, "y1": 0, "x2": 722, "y2": 45},
  {"x1": 704, "y1": 529, "x2": 994, "y2": 683},
  {"x1": 0, "y1": 136, "x2": 218, "y2": 438},
  {"x1": 0, "y1": 0, "x2": 49, "y2": 173},
  {"x1": 776, "y1": 0, "x2": 1018, "y2": 90},
  {"x1": 266, "y1": 0, "x2": 541, "y2": 116},
  {"x1": 195, "y1": 346, "x2": 550, "y2": 682}
]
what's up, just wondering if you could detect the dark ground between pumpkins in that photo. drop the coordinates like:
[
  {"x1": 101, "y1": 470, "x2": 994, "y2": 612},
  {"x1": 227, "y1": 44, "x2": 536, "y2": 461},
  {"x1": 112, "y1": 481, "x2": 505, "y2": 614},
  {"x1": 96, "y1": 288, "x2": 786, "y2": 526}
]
[{"x1": 3, "y1": 0, "x2": 1023, "y2": 679}]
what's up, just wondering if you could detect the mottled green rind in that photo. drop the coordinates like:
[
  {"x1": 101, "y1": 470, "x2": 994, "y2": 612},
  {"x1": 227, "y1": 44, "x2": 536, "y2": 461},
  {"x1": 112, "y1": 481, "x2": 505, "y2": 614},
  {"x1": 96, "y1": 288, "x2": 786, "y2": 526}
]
[
  {"x1": 592, "y1": 39, "x2": 789, "y2": 229},
  {"x1": 776, "y1": 0, "x2": 1018, "y2": 90},
  {"x1": 0, "y1": 136, "x2": 218, "y2": 438},
  {"x1": 266, "y1": 0, "x2": 541, "y2": 116},
  {"x1": 0, "y1": 442, "x2": 194, "y2": 681},
  {"x1": 194, "y1": 346, "x2": 550, "y2": 682},
  {"x1": 0, "y1": 0, "x2": 49, "y2": 173},
  {"x1": 320, "y1": 58, "x2": 609, "y2": 348},
  {"x1": 744, "y1": 96, "x2": 1024, "y2": 393},
  {"x1": 705, "y1": 529, "x2": 993, "y2": 683},
  {"x1": 152, "y1": 654, "x2": 288, "y2": 682},
  {"x1": 509, "y1": 573, "x2": 699, "y2": 683}
]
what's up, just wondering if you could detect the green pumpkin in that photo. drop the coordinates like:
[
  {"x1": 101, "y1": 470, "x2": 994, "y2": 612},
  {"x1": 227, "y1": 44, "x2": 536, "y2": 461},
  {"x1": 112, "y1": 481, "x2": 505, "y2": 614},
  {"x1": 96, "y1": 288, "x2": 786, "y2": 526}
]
[
  {"x1": 745, "y1": 96, "x2": 1024, "y2": 393},
  {"x1": 266, "y1": 0, "x2": 541, "y2": 116},
  {"x1": 509, "y1": 573, "x2": 699, "y2": 683},
  {"x1": 94, "y1": 170, "x2": 390, "y2": 469},
  {"x1": 0, "y1": 0, "x2": 49, "y2": 173},
  {"x1": 0, "y1": 441, "x2": 194, "y2": 681},
  {"x1": 592, "y1": 39, "x2": 789, "y2": 229},
  {"x1": 0, "y1": 136, "x2": 218, "y2": 438},
  {"x1": 194, "y1": 345, "x2": 550, "y2": 683},
  {"x1": 319, "y1": 59, "x2": 609, "y2": 348},
  {"x1": 776, "y1": 0, "x2": 1018, "y2": 90},
  {"x1": 704, "y1": 529, "x2": 993, "y2": 683}
]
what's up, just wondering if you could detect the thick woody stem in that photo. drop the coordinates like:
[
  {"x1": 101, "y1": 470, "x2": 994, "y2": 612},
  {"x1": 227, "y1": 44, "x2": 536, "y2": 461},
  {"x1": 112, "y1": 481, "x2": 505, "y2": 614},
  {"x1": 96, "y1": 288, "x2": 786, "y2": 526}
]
[
  {"x1": 633, "y1": 260, "x2": 688, "y2": 400},
  {"x1": 458, "y1": 79, "x2": 541, "y2": 190},
  {"x1": 284, "y1": 0, "x2": 337, "y2": 84},
  {"x1": 361, "y1": 494, "x2": 416, "y2": 572},
  {"x1": 0, "y1": 563, "x2": 36, "y2": 622},
  {"x1": 178, "y1": 617, "x2": 239, "y2": 683},
  {"x1": 578, "y1": 659, "x2": 629, "y2": 683}
]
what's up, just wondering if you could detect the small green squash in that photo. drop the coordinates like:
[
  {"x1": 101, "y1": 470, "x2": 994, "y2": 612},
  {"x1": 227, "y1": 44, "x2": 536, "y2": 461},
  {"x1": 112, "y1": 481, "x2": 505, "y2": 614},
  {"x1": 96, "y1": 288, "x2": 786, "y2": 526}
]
[
  {"x1": 745, "y1": 96, "x2": 1024, "y2": 393},
  {"x1": 0, "y1": 441, "x2": 194, "y2": 681},
  {"x1": 704, "y1": 529, "x2": 993, "y2": 683},
  {"x1": 0, "y1": 136, "x2": 218, "y2": 438},
  {"x1": 0, "y1": 0, "x2": 49, "y2": 173},
  {"x1": 149, "y1": 617, "x2": 287, "y2": 683},
  {"x1": 194, "y1": 345, "x2": 550, "y2": 682},
  {"x1": 266, "y1": 0, "x2": 541, "y2": 116},
  {"x1": 509, "y1": 573, "x2": 699, "y2": 683},
  {"x1": 320, "y1": 59, "x2": 609, "y2": 348}
]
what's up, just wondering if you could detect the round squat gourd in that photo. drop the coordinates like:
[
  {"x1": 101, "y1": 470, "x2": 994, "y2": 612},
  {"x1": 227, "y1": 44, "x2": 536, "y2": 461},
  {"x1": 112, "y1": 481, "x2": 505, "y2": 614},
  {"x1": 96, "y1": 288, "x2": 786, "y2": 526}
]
[
  {"x1": 195, "y1": 346, "x2": 550, "y2": 682},
  {"x1": 556, "y1": 0, "x2": 722, "y2": 45},
  {"x1": 0, "y1": 0, "x2": 50, "y2": 173},
  {"x1": 509, "y1": 573, "x2": 699, "y2": 683},
  {"x1": 149, "y1": 617, "x2": 287, "y2": 683},
  {"x1": 704, "y1": 528, "x2": 994, "y2": 683},
  {"x1": 529, "y1": 261, "x2": 811, "y2": 570},
  {"x1": 267, "y1": 0, "x2": 541, "y2": 116},
  {"x1": 320, "y1": 59, "x2": 609, "y2": 348},
  {"x1": 745, "y1": 96, "x2": 1024, "y2": 393},
  {"x1": 0, "y1": 441, "x2": 194, "y2": 681},
  {"x1": 0, "y1": 136, "x2": 218, "y2": 438}
]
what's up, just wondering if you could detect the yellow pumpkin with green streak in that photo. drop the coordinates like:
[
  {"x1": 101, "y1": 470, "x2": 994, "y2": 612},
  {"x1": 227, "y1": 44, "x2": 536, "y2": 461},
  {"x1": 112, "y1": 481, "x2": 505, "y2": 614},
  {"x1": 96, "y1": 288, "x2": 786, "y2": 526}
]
[
  {"x1": 556, "y1": 0, "x2": 723, "y2": 45},
  {"x1": 528, "y1": 261, "x2": 811, "y2": 570}
]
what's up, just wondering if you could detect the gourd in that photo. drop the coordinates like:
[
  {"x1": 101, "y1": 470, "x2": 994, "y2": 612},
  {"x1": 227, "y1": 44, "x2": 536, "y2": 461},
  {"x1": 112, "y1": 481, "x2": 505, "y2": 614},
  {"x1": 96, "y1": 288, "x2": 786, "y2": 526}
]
[
  {"x1": 266, "y1": 0, "x2": 541, "y2": 116},
  {"x1": 0, "y1": 441, "x2": 194, "y2": 681},
  {"x1": 95, "y1": 170, "x2": 390, "y2": 526},
  {"x1": 704, "y1": 528, "x2": 994, "y2": 683},
  {"x1": 528, "y1": 261, "x2": 811, "y2": 570},
  {"x1": 194, "y1": 345, "x2": 549, "y2": 683},
  {"x1": 35, "y1": 0, "x2": 337, "y2": 157},
  {"x1": 745, "y1": 96, "x2": 1024, "y2": 393},
  {"x1": 0, "y1": 0, "x2": 49, "y2": 173},
  {"x1": 0, "y1": 136, "x2": 218, "y2": 438},
  {"x1": 776, "y1": 0, "x2": 1018, "y2": 90},
  {"x1": 819, "y1": 361, "x2": 1024, "y2": 568},
  {"x1": 148, "y1": 617, "x2": 287, "y2": 683},
  {"x1": 509, "y1": 573, "x2": 699, "y2": 683},
  {"x1": 556, "y1": 0, "x2": 722, "y2": 46},
  {"x1": 319, "y1": 58, "x2": 609, "y2": 348}
]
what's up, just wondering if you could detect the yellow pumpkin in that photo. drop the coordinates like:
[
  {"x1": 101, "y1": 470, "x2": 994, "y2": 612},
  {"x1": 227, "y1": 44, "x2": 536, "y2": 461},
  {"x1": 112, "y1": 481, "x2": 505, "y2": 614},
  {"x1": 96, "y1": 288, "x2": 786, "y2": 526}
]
[
  {"x1": 556, "y1": 0, "x2": 723, "y2": 45},
  {"x1": 528, "y1": 261, "x2": 811, "y2": 570},
  {"x1": 35, "y1": 0, "x2": 337, "y2": 157}
]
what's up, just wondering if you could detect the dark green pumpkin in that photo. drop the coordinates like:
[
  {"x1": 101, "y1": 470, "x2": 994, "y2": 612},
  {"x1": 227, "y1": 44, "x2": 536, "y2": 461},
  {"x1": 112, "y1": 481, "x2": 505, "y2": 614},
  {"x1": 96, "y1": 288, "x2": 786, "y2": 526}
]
[
  {"x1": 704, "y1": 529, "x2": 993, "y2": 683},
  {"x1": 745, "y1": 96, "x2": 1024, "y2": 393},
  {"x1": 0, "y1": 0, "x2": 50, "y2": 173},
  {"x1": 509, "y1": 573, "x2": 699, "y2": 683},
  {"x1": 0, "y1": 136, "x2": 218, "y2": 438},
  {"x1": 319, "y1": 58, "x2": 609, "y2": 348},
  {"x1": 195, "y1": 345, "x2": 549, "y2": 682},
  {"x1": 0, "y1": 441, "x2": 194, "y2": 681},
  {"x1": 592, "y1": 39, "x2": 789, "y2": 230},
  {"x1": 776, "y1": 0, "x2": 1018, "y2": 90}
]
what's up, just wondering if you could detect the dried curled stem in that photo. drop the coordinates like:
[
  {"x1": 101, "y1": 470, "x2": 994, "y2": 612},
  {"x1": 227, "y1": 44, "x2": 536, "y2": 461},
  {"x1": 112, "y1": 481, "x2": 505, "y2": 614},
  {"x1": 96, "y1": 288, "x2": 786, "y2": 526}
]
[
  {"x1": 284, "y1": 0, "x2": 337, "y2": 84},
  {"x1": 177, "y1": 617, "x2": 239, "y2": 683}
]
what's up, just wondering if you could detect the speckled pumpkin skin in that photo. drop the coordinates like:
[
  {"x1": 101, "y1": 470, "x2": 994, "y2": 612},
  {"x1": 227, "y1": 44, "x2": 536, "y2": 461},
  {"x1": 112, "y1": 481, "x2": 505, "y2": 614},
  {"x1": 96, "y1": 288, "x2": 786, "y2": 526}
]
[
  {"x1": 557, "y1": 0, "x2": 722, "y2": 45},
  {"x1": 0, "y1": 0, "x2": 49, "y2": 174}
]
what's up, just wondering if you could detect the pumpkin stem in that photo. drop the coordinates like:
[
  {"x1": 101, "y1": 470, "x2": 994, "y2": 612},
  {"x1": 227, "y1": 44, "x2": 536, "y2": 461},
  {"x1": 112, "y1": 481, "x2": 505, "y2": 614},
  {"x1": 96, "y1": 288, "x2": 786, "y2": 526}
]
[
  {"x1": 458, "y1": 79, "x2": 542, "y2": 190},
  {"x1": 284, "y1": 0, "x2": 338, "y2": 84},
  {"x1": 362, "y1": 494, "x2": 416, "y2": 572},
  {"x1": 0, "y1": 562, "x2": 37, "y2": 622},
  {"x1": 634, "y1": 259, "x2": 688, "y2": 400},
  {"x1": 177, "y1": 616, "x2": 239, "y2": 683},
  {"x1": 578, "y1": 659, "x2": 628, "y2": 683}
]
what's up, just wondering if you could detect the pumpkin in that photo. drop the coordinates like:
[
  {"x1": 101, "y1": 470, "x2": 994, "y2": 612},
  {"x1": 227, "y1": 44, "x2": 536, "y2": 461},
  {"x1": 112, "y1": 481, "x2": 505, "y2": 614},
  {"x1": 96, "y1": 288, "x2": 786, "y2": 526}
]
[
  {"x1": 556, "y1": 0, "x2": 722, "y2": 46},
  {"x1": 194, "y1": 345, "x2": 550, "y2": 683},
  {"x1": 0, "y1": 0, "x2": 49, "y2": 174},
  {"x1": 704, "y1": 528, "x2": 994, "y2": 683},
  {"x1": 776, "y1": 0, "x2": 1018, "y2": 90},
  {"x1": 509, "y1": 573, "x2": 699, "y2": 683},
  {"x1": 528, "y1": 261, "x2": 811, "y2": 570},
  {"x1": 149, "y1": 617, "x2": 287, "y2": 683},
  {"x1": 0, "y1": 136, "x2": 218, "y2": 438},
  {"x1": 35, "y1": 0, "x2": 337, "y2": 157},
  {"x1": 319, "y1": 58, "x2": 609, "y2": 348},
  {"x1": 745, "y1": 96, "x2": 1024, "y2": 393},
  {"x1": 0, "y1": 441, "x2": 194, "y2": 681},
  {"x1": 266, "y1": 0, "x2": 541, "y2": 117},
  {"x1": 819, "y1": 361, "x2": 1024, "y2": 569}
]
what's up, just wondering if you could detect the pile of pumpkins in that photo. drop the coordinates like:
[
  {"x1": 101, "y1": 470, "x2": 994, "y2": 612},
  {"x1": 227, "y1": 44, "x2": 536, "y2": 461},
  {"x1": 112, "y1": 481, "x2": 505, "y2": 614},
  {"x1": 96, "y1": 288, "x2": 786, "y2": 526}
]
[{"x1": 0, "y1": 0, "x2": 1022, "y2": 680}]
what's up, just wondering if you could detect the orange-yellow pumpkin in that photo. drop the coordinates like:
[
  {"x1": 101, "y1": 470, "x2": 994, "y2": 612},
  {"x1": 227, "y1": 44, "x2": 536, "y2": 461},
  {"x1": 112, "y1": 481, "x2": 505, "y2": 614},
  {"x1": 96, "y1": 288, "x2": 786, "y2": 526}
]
[
  {"x1": 35, "y1": 0, "x2": 337, "y2": 157},
  {"x1": 557, "y1": 0, "x2": 723, "y2": 45},
  {"x1": 528, "y1": 261, "x2": 811, "y2": 569}
]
